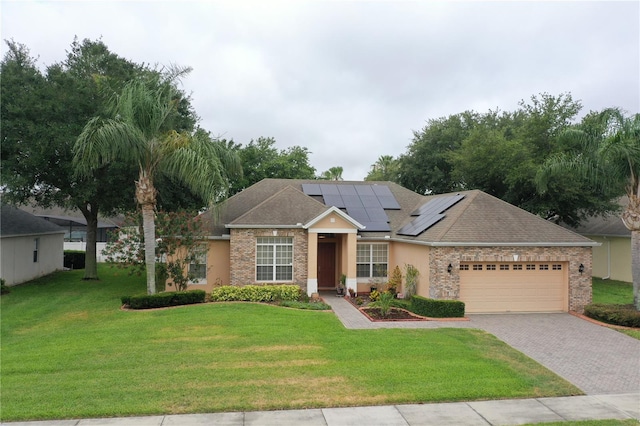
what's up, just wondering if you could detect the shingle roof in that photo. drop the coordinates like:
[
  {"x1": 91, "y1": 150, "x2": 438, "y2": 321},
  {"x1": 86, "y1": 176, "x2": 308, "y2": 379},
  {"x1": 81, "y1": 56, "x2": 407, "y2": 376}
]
[
  {"x1": 560, "y1": 197, "x2": 630, "y2": 238},
  {"x1": 1, "y1": 204, "x2": 65, "y2": 237},
  {"x1": 203, "y1": 179, "x2": 595, "y2": 246}
]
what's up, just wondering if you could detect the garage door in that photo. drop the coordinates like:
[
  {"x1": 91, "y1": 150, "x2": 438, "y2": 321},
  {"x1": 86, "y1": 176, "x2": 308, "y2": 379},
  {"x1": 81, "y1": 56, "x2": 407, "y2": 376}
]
[{"x1": 459, "y1": 262, "x2": 567, "y2": 313}]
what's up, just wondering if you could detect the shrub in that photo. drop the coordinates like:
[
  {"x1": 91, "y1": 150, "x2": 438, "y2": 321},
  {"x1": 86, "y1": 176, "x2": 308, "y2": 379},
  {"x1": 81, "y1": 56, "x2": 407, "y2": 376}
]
[
  {"x1": 584, "y1": 303, "x2": 640, "y2": 328},
  {"x1": 63, "y1": 251, "x2": 86, "y2": 269},
  {"x1": 370, "y1": 291, "x2": 394, "y2": 317},
  {"x1": 0, "y1": 278, "x2": 9, "y2": 295},
  {"x1": 122, "y1": 290, "x2": 206, "y2": 310},
  {"x1": 404, "y1": 264, "x2": 419, "y2": 299},
  {"x1": 410, "y1": 295, "x2": 465, "y2": 318},
  {"x1": 210, "y1": 285, "x2": 301, "y2": 303},
  {"x1": 387, "y1": 265, "x2": 402, "y2": 295},
  {"x1": 369, "y1": 289, "x2": 380, "y2": 302}
]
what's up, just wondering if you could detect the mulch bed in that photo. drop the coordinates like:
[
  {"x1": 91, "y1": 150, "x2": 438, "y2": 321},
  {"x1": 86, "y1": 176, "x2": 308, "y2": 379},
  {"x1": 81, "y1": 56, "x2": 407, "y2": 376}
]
[{"x1": 361, "y1": 307, "x2": 427, "y2": 321}]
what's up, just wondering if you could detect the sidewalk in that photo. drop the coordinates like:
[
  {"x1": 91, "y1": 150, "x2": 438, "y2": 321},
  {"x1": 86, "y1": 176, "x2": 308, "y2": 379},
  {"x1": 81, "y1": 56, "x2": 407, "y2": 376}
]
[{"x1": 2, "y1": 394, "x2": 639, "y2": 425}]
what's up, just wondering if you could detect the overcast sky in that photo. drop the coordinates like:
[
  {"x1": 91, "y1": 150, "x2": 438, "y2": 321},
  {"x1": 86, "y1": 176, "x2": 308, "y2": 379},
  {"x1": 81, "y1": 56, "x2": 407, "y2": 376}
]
[{"x1": 2, "y1": 1, "x2": 638, "y2": 180}]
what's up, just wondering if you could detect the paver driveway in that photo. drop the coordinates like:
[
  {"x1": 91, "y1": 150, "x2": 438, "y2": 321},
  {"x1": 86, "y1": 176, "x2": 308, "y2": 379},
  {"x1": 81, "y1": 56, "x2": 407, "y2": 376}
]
[{"x1": 466, "y1": 313, "x2": 640, "y2": 395}]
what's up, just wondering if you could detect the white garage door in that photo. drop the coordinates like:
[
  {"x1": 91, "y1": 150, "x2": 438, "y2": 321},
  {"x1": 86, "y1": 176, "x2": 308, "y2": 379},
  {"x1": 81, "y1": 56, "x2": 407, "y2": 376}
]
[{"x1": 459, "y1": 262, "x2": 567, "y2": 313}]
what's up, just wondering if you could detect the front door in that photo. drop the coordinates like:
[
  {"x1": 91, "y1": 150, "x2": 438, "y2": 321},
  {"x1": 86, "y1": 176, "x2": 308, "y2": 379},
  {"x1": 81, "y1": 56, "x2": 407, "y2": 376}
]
[{"x1": 317, "y1": 243, "x2": 336, "y2": 289}]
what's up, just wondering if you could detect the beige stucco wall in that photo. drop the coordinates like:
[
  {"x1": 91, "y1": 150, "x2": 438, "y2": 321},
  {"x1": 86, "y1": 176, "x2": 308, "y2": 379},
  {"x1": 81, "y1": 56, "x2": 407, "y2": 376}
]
[
  {"x1": 428, "y1": 246, "x2": 592, "y2": 313},
  {"x1": 589, "y1": 236, "x2": 632, "y2": 282},
  {"x1": 180, "y1": 239, "x2": 231, "y2": 293},
  {"x1": 1, "y1": 233, "x2": 64, "y2": 286},
  {"x1": 229, "y1": 228, "x2": 308, "y2": 293},
  {"x1": 389, "y1": 241, "x2": 430, "y2": 298}
]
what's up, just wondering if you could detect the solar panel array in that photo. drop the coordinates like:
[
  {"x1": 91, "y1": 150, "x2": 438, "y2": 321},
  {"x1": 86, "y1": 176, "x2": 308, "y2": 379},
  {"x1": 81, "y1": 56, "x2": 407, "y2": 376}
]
[
  {"x1": 397, "y1": 194, "x2": 465, "y2": 236},
  {"x1": 301, "y1": 184, "x2": 400, "y2": 231}
]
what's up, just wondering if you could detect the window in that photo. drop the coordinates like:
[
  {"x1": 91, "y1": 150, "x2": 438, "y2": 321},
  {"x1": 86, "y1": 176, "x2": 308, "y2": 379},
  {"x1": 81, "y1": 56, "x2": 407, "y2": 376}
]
[
  {"x1": 486, "y1": 264, "x2": 496, "y2": 270},
  {"x1": 460, "y1": 264, "x2": 469, "y2": 271},
  {"x1": 552, "y1": 264, "x2": 562, "y2": 270},
  {"x1": 500, "y1": 264, "x2": 509, "y2": 271},
  {"x1": 472, "y1": 264, "x2": 483, "y2": 271},
  {"x1": 513, "y1": 264, "x2": 523, "y2": 270},
  {"x1": 539, "y1": 264, "x2": 549, "y2": 270},
  {"x1": 33, "y1": 238, "x2": 39, "y2": 263},
  {"x1": 256, "y1": 237, "x2": 293, "y2": 281},
  {"x1": 356, "y1": 243, "x2": 388, "y2": 278},
  {"x1": 189, "y1": 247, "x2": 208, "y2": 283},
  {"x1": 526, "y1": 264, "x2": 535, "y2": 270}
]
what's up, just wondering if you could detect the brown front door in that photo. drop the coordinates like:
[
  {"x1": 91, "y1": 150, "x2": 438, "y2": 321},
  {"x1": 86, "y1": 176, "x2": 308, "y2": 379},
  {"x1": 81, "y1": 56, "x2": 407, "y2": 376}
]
[{"x1": 317, "y1": 243, "x2": 336, "y2": 289}]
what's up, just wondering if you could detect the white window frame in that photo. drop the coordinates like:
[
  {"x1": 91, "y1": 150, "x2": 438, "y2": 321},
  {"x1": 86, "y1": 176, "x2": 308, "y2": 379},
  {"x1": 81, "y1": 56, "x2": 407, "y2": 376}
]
[
  {"x1": 356, "y1": 243, "x2": 388, "y2": 279},
  {"x1": 256, "y1": 237, "x2": 293, "y2": 282}
]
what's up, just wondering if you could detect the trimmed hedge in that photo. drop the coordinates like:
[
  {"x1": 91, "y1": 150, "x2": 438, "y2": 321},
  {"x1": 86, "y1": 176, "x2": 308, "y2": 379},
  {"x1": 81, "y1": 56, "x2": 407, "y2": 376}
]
[
  {"x1": 410, "y1": 295, "x2": 465, "y2": 318},
  {"x1": 210, "y1": 285, "x2": 301, "y2": 302},
  {"x1": 122, "y1": 290, "x2": 206, "y2": 310},
  {"x1": 584, "y1": 303, "x2": 640, "y2": 328}
]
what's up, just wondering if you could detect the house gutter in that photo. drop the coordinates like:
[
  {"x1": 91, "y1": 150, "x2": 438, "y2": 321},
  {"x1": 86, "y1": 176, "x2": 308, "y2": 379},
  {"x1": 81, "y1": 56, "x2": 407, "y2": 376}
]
[{"x1": 357, "y1": 236, "x2": 600, "y2": 247}]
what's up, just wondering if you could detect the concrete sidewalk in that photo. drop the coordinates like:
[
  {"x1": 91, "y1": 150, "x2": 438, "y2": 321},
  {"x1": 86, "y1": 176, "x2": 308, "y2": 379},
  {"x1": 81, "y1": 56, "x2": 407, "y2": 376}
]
[{"x1": 2, "y1": 393, "x2": 638, "y2": 425}]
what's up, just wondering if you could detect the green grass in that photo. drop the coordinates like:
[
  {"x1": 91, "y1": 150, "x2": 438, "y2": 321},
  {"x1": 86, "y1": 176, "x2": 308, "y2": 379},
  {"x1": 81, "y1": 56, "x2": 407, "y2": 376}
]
[
  {"x1": 592, "y1": 278, "x2": 634, "y2": 305},
  {"x1": 591, "y1": 278, "x2": 639, "y2": 339},
  {"x1": 1, "y1": 266, "x2": 581, "y2": 422}
]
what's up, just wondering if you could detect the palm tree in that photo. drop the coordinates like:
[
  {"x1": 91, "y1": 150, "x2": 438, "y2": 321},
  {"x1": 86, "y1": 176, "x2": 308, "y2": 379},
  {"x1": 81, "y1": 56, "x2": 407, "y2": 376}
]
[
  {"x1": 320, "y1": 166, "x2": 344, "y2": 181},
  {"x1": 73, "y1": 70, "x2": 240, "y2": 294},
  {"x1": 366, "y1": 155, "x2": 399, "y2": 181},
  {"x1": 536, "y1": 108, "x2": 640, "y2": 309}
]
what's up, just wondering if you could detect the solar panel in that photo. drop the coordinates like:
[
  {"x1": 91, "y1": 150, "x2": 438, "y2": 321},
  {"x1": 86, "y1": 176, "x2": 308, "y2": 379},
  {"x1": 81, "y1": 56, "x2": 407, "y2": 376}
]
[
  {"x1": 397, "y1": 214, "x2": 445, "y2": 236},
  {"x1": 322, "y1": 194, "x2": 345, "y2": 208},
  {"x1": 302, "y1": 184, "x2": 399, "y2": 230},
  {"x1": 301, "y1": 183, "x2": 322, "y2": 196},
  {"x1": 378, "y1": 195, "x2": 401, "y2": 209},
  {"x1": 400, "y1": 194, "x2": 465, "y2": 236},
  {"x1": 411, "y1": 194, "x2": 465, "y2": 216}
]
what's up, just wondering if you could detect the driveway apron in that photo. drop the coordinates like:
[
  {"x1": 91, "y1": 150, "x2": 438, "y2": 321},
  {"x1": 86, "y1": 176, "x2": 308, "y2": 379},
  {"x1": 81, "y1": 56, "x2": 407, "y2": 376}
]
[{"x1": 456, "y1": 313, "x2": 640, "y2": 395}]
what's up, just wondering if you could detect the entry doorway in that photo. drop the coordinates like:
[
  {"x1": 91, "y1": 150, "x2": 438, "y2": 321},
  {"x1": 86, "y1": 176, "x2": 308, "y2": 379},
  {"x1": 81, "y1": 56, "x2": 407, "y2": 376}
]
[{"x1": 317, "y1": 242, "x2": 336, "y2": 290}]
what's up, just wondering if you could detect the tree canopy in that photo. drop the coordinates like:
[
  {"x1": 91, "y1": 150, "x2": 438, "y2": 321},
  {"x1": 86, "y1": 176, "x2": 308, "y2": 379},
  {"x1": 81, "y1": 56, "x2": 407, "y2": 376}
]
[
  {"x1": 228, "y1": 137, "x2": 316, "y2": 195},
  {"x1": 392, "y1": 93, "x2": 621, "y2": 226}
]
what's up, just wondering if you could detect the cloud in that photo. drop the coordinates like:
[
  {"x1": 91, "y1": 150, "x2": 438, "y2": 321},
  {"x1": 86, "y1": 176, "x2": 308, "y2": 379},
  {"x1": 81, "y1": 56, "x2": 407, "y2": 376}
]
[{"x1": 2, "y1": 1, "x2": 638, "y2": 180}]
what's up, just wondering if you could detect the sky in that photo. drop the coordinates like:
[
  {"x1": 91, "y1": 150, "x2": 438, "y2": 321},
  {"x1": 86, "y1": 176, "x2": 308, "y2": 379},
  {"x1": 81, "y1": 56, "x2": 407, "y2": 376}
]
[{"x1": 2, "y1": 1, "x2": 639, "y2": 180}]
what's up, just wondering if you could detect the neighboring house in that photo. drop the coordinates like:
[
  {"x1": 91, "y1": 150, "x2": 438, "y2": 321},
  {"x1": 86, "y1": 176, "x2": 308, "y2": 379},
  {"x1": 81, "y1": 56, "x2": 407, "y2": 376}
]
[
  {"x1": 1, "y1": 204, "x2": 65, "y2": 285},
  {"x1": 564, "y1": 208, "x2": 632, "y2": 283},
  {"x1": 192, "y1": 179, "x2": 597, "y2": 313},
  {"x1": 18, "y1": 205, "x2": 122, "y2": 262}
]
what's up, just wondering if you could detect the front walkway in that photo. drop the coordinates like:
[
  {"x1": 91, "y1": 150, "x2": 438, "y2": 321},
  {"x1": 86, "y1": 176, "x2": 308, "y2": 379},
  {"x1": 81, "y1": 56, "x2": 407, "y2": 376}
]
[{"x1": 321, "y1": 294, "x2": 640, "y2": 395}]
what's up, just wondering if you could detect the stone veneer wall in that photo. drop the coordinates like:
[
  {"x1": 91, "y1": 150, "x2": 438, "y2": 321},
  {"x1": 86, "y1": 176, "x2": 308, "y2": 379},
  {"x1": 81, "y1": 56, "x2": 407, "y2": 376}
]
[
  {"x1": 429, "y1": 246, "x2": 592, "y2": 313},
  {"x1": 229, "y1": 228, "x2": 309, "y2": 293}
]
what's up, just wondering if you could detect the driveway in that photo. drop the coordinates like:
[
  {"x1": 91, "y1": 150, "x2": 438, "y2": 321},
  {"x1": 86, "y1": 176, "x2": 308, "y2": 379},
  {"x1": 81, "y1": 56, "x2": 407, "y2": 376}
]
[{"x1": 466, "y1": 313, "x2": 640, "y2": 395}]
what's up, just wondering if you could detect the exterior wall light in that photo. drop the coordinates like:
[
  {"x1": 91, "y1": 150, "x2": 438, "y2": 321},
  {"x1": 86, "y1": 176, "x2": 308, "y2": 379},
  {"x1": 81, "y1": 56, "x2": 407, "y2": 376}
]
[
  {"x1": 579, "y1": 263, "x2": 585, "y2": 274},
  {"x1": 447, "y1": 263, "x2": 453, "y2": 274}
]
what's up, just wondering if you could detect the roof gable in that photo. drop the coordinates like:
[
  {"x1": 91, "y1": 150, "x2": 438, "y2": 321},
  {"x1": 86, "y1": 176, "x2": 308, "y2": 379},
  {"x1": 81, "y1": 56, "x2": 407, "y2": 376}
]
[{"x1": 228, "y1": 186, "x2": 328, "y2": 227}]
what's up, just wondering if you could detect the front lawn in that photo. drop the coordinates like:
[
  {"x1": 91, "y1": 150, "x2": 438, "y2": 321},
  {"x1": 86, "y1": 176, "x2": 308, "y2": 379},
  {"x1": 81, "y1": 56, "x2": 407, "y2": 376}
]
[
  {"x1": 591, "y1": 278, "x2": 640, "y2": 339},
  {"x1": 1, "y1": 266, "x2": 580, "y2": 422}
]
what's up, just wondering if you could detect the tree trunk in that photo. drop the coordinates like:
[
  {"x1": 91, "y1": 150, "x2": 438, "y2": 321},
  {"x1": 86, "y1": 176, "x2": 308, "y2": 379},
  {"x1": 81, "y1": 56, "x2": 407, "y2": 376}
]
[
  {"x1": 136, "y1": 170, "x2": 158, "y2": 295},
  {"x1": 632, "y1": 230, "x2": 639, "y2": 310},
  {"x1": 78, "y1": 204, "x2": 99, "y2": 280},
  {"x1": 141, "y1": 203, "x2": 156, "y2": 294},
  {"x1": 621, "y1": 194, "x2": 640, "y2": 310}
]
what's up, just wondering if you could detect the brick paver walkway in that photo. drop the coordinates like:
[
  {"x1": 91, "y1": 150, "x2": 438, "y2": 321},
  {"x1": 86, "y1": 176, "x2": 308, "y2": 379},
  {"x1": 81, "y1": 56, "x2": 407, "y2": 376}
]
[{"x1": 322, "y1": 294, "x2": 640, "y2": 395}]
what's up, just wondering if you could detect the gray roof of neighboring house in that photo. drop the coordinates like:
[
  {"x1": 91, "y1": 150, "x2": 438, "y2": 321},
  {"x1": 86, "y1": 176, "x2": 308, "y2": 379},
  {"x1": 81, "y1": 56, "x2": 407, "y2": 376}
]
[
  {"x1": 202, "y1": 179, "x2": 595, "y2": 246},
  {"x1": 18, "y1": 205, "x2": 124, "y2": 228},
  {"x1": 1, "y1": 204, "x2": 66, "y2": 238},
  {"x1": 564, "y1": 213, "x2": 630, "y2": 237}
]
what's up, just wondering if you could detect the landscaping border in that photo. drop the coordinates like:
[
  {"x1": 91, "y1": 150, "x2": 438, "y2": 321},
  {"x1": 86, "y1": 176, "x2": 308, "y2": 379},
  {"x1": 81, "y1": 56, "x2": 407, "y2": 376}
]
[{"x1": 570, "y1": 310, "x2": 640, "y2": 331}]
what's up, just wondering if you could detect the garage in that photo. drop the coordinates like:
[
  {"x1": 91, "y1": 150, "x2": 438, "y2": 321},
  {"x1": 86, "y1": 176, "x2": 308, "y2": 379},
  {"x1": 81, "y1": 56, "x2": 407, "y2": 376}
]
[{"x1": 459, "y1": 262, "x2": 568, "y2": 313}]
